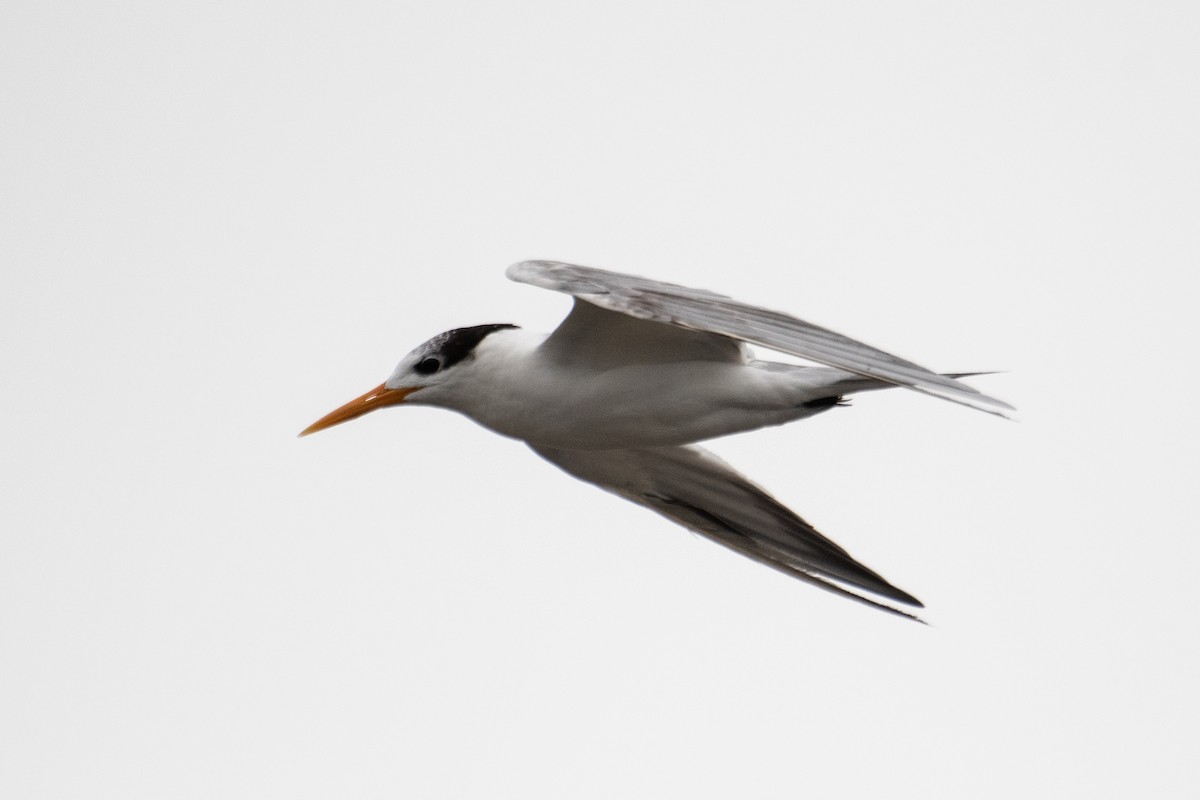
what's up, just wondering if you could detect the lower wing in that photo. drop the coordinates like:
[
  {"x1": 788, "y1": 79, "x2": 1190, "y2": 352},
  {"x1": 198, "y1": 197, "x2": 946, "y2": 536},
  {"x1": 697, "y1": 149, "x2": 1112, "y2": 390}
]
[{"x1": 530, "y1": 443, "x2": 924, "y2": 621}]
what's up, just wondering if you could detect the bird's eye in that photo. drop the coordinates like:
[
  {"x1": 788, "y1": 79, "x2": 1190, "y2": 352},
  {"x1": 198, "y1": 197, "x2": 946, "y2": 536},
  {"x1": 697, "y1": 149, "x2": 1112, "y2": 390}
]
[{"x1": 414, "y1": 357, "x2": 441, "y2": 375}]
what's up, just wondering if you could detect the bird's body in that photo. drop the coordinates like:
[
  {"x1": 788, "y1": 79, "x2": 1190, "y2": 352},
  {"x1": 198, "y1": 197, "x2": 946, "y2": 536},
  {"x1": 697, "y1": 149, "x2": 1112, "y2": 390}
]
[
  {"x1": 303, "y1": 261, "x2": 1011, "y2": 620},
  {"x1": 409, "y1": 325, "x2": 872, "y2": 449}
]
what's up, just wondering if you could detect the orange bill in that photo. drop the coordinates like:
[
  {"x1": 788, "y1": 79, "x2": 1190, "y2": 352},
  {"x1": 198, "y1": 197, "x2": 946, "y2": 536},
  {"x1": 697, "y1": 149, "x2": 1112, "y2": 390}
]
[{"x1": 299, "y1": 383, "x2": 420, "y2": 437}]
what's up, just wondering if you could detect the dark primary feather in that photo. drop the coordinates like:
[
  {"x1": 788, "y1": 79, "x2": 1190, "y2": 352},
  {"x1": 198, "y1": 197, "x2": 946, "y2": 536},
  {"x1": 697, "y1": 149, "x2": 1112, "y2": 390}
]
[{"x1": 531, "y1": 443, "x2": 924, "y2": 621}]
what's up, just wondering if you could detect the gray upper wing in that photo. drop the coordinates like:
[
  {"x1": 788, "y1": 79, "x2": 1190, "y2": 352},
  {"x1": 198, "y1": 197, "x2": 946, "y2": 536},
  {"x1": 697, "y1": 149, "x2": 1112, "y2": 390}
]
[{"x1": 508, "y1": 260, "x2": 1013, "y2": 417}]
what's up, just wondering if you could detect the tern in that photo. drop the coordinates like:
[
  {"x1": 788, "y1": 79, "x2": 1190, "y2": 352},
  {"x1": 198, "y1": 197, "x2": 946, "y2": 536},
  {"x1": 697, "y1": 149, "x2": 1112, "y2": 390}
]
[{"x1": 302, "y1": 261, "x2": 1011, "y2": 619}]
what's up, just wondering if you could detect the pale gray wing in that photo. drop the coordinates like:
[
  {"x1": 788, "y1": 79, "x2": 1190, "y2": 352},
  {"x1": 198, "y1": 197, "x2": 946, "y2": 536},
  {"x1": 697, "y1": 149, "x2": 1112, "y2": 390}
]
[
  {"x1": 508, "y1": 260, "x2": 1013, "y2": 417},
  {"x1": 530, "y1": 443, "x2": 924, "y2": 621},
  {"x1": 531, "y1": 288, "x2": 749, "y2": 369}
]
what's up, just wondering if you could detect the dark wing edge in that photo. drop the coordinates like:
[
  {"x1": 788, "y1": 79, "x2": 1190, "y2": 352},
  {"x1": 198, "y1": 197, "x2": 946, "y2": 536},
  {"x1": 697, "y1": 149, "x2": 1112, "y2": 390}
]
[
  {"x1": 530, "y1": 443, "x2": 926, "y2": 622},
  {"x1": 507, "y1": 260, "x2": 1013, "y2": 418}
]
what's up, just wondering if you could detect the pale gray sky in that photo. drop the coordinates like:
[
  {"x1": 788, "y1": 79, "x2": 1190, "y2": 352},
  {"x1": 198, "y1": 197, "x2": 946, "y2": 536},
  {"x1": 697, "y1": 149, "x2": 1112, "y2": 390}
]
[{"x1": 2, "y1": 2, "x2": 1197, "y2": 797}]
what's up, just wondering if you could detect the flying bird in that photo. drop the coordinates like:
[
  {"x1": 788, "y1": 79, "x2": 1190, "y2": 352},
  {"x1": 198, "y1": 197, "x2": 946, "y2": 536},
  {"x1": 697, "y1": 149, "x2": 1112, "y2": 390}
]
[{"x1": 302, "y1": 261, "x2": 1011, "y2": 619}]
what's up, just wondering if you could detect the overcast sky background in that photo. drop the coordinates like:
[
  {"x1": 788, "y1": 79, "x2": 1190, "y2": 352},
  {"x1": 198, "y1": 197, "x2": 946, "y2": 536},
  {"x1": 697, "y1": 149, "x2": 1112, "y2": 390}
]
[{"x1": 3, "y1": 2, "x2": 1198, "y2": 798}]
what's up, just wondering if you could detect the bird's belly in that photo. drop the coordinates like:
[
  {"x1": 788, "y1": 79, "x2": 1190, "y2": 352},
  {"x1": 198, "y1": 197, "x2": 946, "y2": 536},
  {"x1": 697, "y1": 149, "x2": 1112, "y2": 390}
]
[{"x1": 465, "y1": 362, "x2": 805, "y2": 449}]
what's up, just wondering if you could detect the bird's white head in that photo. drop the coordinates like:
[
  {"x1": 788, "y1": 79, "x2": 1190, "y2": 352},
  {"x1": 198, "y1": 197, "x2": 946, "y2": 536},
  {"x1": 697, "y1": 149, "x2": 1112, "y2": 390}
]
[{"x1": 299, "y1": 323, "x2": 519, "y2": 437}]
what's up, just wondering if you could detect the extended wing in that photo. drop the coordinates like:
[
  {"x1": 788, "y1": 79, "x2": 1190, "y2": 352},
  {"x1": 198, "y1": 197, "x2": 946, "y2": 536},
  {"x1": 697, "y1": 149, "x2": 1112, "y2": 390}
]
[
  {"x1": 530, "y1": 443, "x2": 924, "y2": 620},
  {"x1": 508, "y1": 260, "x2": 1012, "y2": 417}
]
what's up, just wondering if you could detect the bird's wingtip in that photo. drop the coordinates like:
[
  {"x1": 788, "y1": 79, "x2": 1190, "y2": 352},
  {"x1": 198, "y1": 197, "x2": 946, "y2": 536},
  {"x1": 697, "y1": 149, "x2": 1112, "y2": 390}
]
[{"x1": 506, "y1": 260, "x2": 555, "y2": 281}]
